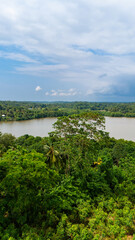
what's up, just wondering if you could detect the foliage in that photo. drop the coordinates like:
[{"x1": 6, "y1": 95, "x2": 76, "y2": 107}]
[
  {"x1": 1, "y1": 101, "x2": 135, "y2": 122},
  {"x1": 53, "y1": 112, "x2": 105, "y2": 140},
  {"x1": 0, "y1": 112, "x2": 135, "y2": 239},
  {"x1": 0, "y1": 132, "x2": 16, "y2": 156}
]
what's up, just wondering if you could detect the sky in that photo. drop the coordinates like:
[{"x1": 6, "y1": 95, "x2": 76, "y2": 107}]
[{"x1": 1, "y1": 0, "x2": 135, "y2": 102}]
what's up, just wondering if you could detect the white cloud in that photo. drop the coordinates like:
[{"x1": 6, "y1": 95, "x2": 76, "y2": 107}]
[
  {"x1": 51, "y1": 90, "x2": 57, "y2": 96},
  {"x1": 35, "y1": 86, "x2": 42, "y2": 91},
  {"x1": 1, "y1": 0, "x2": 135, "y2": 99},
  {"x1": 0, "y1": 51, "x2": 37, "y2": 63},
  {"x1": 46, "y1": 88, "x2": 79, "y2": 97},
  {"x1": 1, "y1": 0, "x2": 135, "y2": 56},
  {"x1": 16, "y1": 64, "x2": 68, "y2": 75},
  {"x1": 45, "y1": 91, "x2": 49, "y2": 96}
]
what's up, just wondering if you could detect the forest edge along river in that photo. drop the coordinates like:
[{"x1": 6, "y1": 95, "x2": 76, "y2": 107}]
[{"x1": 0, "y1": 117, "x2": 135, "y2": 141}]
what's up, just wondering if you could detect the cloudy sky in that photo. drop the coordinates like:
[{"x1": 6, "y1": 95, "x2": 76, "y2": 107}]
[{"x1": 1, "y1": 0, "x2": 135, "y2": 101}]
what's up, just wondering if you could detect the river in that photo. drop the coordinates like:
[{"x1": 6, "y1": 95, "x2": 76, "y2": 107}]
[{"x1": 0, "y1": 117, "x2": 135, "y2": 141}]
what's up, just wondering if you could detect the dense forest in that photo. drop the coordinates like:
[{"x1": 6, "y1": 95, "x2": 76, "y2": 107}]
[
  {"x1": 1, "y1": 101, "x2": 135, "y2": 121},
  {"x1": 0, "y1": 112, "x2": 135, "y2": 239}
]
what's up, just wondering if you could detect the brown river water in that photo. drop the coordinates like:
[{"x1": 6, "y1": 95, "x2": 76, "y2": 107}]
[{"x1": 0, "y1": 117, "x2": 135, "y2": 141}]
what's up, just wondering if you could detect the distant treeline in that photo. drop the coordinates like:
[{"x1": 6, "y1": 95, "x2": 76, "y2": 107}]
[{"x1": 1, "y1": 101, "x2": 135, "y2": 121}]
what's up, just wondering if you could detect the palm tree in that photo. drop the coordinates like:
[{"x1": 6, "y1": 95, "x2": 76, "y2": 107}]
[{"x1": 44, "y1": 144, "x2": 59, "y2": 168}]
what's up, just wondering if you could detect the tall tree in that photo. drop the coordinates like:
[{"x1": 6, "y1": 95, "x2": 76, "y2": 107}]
[{"x1": 53, "y1": 112, "x2": 106, "y2": 140}]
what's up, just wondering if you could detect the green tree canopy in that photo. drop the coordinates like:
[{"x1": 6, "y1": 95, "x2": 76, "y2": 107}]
[{"x1": 53, "y1": 112, "x2": 106, "y2": 140}]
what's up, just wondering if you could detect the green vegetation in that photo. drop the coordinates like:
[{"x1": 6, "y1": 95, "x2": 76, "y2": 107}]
[
  {"x1": 1, "y1": 101, "x2": 135, "y2": 121},
  {"x1": 0, "y1": 112, "x2": 135, "y2": 239}
]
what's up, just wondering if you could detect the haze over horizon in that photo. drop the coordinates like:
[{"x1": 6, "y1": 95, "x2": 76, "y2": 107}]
[{"x1": 1, "y1": 0, "x2": 135, "y2": 102}]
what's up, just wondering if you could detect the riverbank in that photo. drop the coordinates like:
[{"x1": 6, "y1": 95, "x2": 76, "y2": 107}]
[{"x1": 1, "y1": 101, "x2": 135, "y2": 122}]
